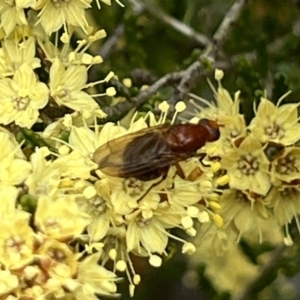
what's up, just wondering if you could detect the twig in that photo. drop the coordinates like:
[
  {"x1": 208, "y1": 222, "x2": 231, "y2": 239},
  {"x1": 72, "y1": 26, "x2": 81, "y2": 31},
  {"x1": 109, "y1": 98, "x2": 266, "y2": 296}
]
[
  {"x1": 130, "y1": 68, "x2": 158, "y2": 87},
  {"x1": 103, "y1": 70, "x2": 184, "y2": 118},
  {"x1": 213, "y1": 0, "x2": 250, "y2": 49},
  {"x1": 168, "y1": 60, "x2": 205, "y2": 107},
  {"x1": 140, "y1": 0, "x2": 212, "y2": 47},
  {"x1": 169, "y1": 0, "x2": 250, "y2": 106},
  {"x1": 103, "y1": 0, "x2": 250, "y2": 119}
]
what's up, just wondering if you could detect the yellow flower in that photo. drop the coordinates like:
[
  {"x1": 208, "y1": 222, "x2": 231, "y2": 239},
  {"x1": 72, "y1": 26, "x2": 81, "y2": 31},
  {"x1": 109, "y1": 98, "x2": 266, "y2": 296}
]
[
  {"x1": 214, "y1": 115, "x2": 247, "y2": 156},
  {"x1": 214, "y1": 83, "x2": 241, "y2": 117},
  {"x1": 0, "y1": 185, "x2": 18, "y2": 215},
  {"x1": 0, "y1": 63, "x2": 49, "y2": 128},
  {"x1": 0, "y1": 0, "x2": 35, "y2": 35},
  {"x1": 45, "y1": 251, "x2": 118, "y2": 299},
  {"x1": 34, "y1": 0, "x2": 92, "y2": 35},
  {"x1": 0, "y1": 37, "x2": 40, "y2": 77},
  {"x1": 220, "y1": 189, "x2": 269, "y2": 242},
  {"x1": 36, "y1": 27, "x2": 105, "y2": 66},
  {"x1": 191, "y1": 70, "x2": 246, "y2": 157},
  {"x1": 53, "y1": 148, "x2": 95, "y2": 180},
  {"x1": 56, "y1": 104, "x2": 222, "y2": 294},
  {"x1": 68, "y1": 126, "x2": 100, "y2": 157},
  {"x1": 35, "y1": 195, "x2": 90, "y2": 240},
  {"x1": 71, "y1": 180, "x2": 112, "y2": 242},
  {"x1": 126, "y1": 211, "x2": 169, "y2": 255},
  {"x1": 265, "y1": 186, "x2": 300, "y2": 230},
  {"x1": 37, "y1": 239, "x2": 79, "y2": 278},
  {"x1": 0, "y1": 156, "x2": 31, "y2": 186},
  {"x1": 76, "y1": 253, "x2": 118, "y2": 297},
  {"x1": 25, "y1": 147, "x2": 62, "y2": 197},
  {"x1": 84, "y1": 199, "x2": 111, "y2": 242},
  {"x1": 270, "y1": 147, "x2": 300, "y2": 186},
  {"x1": 49, "y1": 58, "x2": 103, "y2": 115},
  {"x1": 0, "y1": 270, "x2": 18, "y2": 295},
  {"x1": 0, "y1": 127, "x2": 28, "y2": 159},
  {"x1": 0, "y1": 218, "x2": 35, "y2": 269},
  {"x1": 192, "y1": 69, "x2": 241, "y2": 120},
  {"x1": 18, "y1": 239, "x2": 118, "y2": 299},
  {"x1": 249, "y1": 96, "x2": 300, "y2": 145},
  {"x1": 0, "y1": 184, "x2": 30, "y2": 222},
  {"x1": 221, "y1": 135, "x2": 271, "y2": 195}
]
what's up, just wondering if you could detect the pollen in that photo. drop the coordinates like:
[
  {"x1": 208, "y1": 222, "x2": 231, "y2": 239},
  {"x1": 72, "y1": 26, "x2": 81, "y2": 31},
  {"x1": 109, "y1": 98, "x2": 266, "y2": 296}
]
[
  {"x1": 83, "y1": 185, "x2": 97, "y2": 199},
  {"x1": 238, "y1": 154, "x2": 259, "y2": 175},
  {"x1": 122, "y1": 78, "x2": 132, "y2": 88},
  {"x1": 279, "y1": 187, "x2": 298, "y2": 198},
  {"x1": 198, "y1": 211, "x2": 210, "y2": 223},
  {"x1": 13, "y1": 96, "x2": 30, "y2": 110},
  {"x1": 48, "y1": 248, "x2": 66, "y2": 263},
  {"x1": 149, "y1": 255, "x2": 162, "y2": 267},
  {"x1": 216, "y1": 174, "x2": 230, "y2": 186},
  {"x1": 93, "y1": 56, "x2": 103, "y2": 64},
  {"x1": 214, "y1": 69, "x2": 224, "y2": 81},
  {"x1": 24, "y1": 266, "x2": 39, "y2": 280},
  {"x1": 182, "y1": 242, "x2": 196, "y2": 255},
  {"x1": 283, "y1": 235, "x2": 293, "y2": 246},
  {"x1": 61, "y1": 32, "x2": 70, "y2": 43},
  {"x1": 58, "y1": 145, "x2": 70, "y2": 155},
  {"x1": 6, "y1": 235, "x2": 25, "y2": 252},
  {"x1": 158, "y1": 101, "x2": 170, "y2": 112},
  {"x1": 210, "y1": 161, "x2": 222, "y2": 173},
  {"x1": 129, "y1": 285, "x2": 135, "y2": 297},
  {"x1": 89, "y1": 196, "x2": 107, "y2": 214},
  {"x1": 181, "y1": 216, "x2": 194, "y2": 229},
  {"x1": 106, "y1": 87, "x2": 116, "y2": 96},
  {"x1": 57, "y1": 88, "x2": 69, "y2": 99},
  {"x1": 186, "y1": 227, "x2": 197, "y2": 237},
  {"x1": 105, "y1": 72, "x2": 115, "y2": 82},
  {"x1": 276, "y1": 155, "x2": 298, "y2": 175},
  {"x1": 175, "y1": 101, "x2": 187, "y2": 112},
  {"x1": 45, "y1": 218, "x2": 59, "y2": 229},
  {"x1": 116, "y1": 260, "x2": 127, "y2": 271},
  {"x1": 109, "y1": 248, "x2": 117, "y2": 260},
  {"x1": 265, "y1": 122, "x2": 285, "y2": 140},
  {"x1": 187, "y1": 206, "x2": 199, "y2": 217},
  {"x1": 212, "y1": 213, "x2": 224, "y2": 228},
  {"x1": 208, "y1": 201, "x2": 221, "y2": 210},
  {"x1": 133, "y1": 274, "x2": 141, "y2": 285}
]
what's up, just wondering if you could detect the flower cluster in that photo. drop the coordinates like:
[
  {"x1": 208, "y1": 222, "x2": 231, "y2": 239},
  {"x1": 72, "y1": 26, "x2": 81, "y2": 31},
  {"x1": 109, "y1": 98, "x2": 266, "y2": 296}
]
[
  {"x1": 192, "y1": 69, "x2": 300, "y2": 245},
  {"x1": 0, "y1": 1, "x2": 225, "y2": 293},
  {"x1": 0, "y1": 0, "x2": 298, "y2": 297},
  {"x1": 0, "y1": 2, "x2": 115, "y2": 129},
  {"x1": 40, "y1": 102, "x2": 224, "y2": 296},
  {"x1": 0, "y1": 129, "x2": 119, "y2": 299},
  {"x1": 0, "y1": 102, "x2": 224, "y2": 299}
]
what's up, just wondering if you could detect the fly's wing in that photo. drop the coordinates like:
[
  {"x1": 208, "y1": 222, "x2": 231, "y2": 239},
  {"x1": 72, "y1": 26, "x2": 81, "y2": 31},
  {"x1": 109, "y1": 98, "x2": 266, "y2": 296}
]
[{"x1": 92, "y1": 125, "x2": 178, "y2": 178}]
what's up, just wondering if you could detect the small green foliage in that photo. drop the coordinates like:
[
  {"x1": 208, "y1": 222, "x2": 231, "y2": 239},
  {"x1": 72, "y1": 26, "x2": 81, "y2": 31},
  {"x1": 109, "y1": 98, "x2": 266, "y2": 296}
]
[{"x1": 20, "y1": 128, "x2": 56, "y2": 152}]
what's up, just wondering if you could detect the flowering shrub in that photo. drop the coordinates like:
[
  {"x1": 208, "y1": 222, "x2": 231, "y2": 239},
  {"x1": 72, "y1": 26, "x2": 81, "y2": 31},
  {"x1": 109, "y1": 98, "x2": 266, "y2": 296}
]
[{"x1": 0, "y1": 1, "x2": 300, "y2": 299}]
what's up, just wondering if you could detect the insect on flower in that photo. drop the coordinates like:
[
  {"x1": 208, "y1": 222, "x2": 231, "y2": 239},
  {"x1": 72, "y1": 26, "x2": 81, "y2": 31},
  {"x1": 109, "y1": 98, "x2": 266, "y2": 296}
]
[{"x1": 93, "y1": 119, "x2": 220, "y2": 181}]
